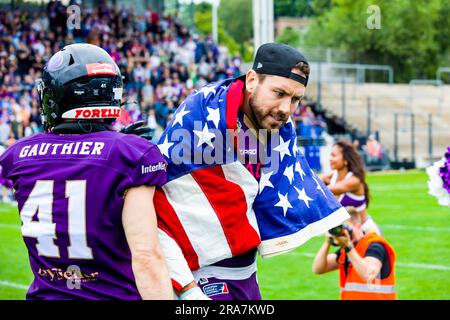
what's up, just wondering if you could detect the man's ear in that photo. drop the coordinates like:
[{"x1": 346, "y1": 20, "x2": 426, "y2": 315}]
[{"x1": 245, "y1": 69, "x2": 258, "y2": 94}]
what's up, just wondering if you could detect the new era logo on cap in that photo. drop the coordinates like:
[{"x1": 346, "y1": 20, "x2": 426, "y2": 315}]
[{"x1": 257, "y1": 62, "x2": 263, "y2": 69}]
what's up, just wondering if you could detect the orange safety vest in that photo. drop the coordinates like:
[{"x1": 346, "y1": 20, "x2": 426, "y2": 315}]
[{"x1": 338, "y1": 233, "x2": 397, "y2": 300}]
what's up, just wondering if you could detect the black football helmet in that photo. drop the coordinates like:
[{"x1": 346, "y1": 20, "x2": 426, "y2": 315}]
[{"x1": 36, "y1": 43, "x2": 123, "y2": 131}]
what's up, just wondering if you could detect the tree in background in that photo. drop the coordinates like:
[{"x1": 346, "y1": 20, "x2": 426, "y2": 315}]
[
  {"x1": 194, "y1": 2, "x2": 253, "y2": 61},
  {"x1": 218, "y1": 0, "x2": 253, "y2": 62},
  {"x1": 303, "y1": 0, "x2": 449, "y2": 82},
  {"x1": 434, "y1": 0, "x2": 450, "y2": 82},
  {"x1": 218, "y1": 0, "x2": 252, "y2": 45},
  {"x1": 275, "y1": 0, "x2": 313, "y2": 18},
  {"x1": 275, "y1": 27, "x2": 301, "y2": 47},
  {"x1": 274, "y1": 0, "x2": 334, "y2": 18}
]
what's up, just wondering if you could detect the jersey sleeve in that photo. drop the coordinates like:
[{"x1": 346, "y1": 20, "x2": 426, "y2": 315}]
[
  {"x1": 114, "y1": 134, "x2": 168, "y2": 193},
  {"x1": 0, "y1": 146, "x2": 14, "y2": 181},
  {"x1": 127, "y1": 144, "x2": 168, "y2": 189}
]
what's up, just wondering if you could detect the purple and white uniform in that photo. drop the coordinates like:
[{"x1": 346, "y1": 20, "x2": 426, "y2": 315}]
[
  {"x1": 0, "y1": 131, "x2": 167, "y2": 300},
  {"x1": 330, "y1": 171, "x2": 367, "y2": 212},
  {"x1": 329, "y1": 171, "x2": 381, "y2": 234}
]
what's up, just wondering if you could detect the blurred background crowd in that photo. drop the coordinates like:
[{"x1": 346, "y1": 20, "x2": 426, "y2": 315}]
[
  {"x1": 0, "y1": 0, "x2": 391, "y2": 174},
  {"x1": 0, "y1": 0, "x2": 247, "y2": 146}
]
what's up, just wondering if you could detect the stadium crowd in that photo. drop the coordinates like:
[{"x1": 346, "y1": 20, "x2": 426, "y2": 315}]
[
  {"x1": 0, "y1": 0, "x2": 244, "y2": 146},
  {"x1": 293, "y1": 104, "x2": 327, "y2": 141}
]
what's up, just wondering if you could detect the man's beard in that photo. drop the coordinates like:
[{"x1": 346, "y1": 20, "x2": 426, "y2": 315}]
[
  {"x1": 248, "y1": 92, "x2": 266, "y2": 130},
  {"x1": 249, "y1": 91, "x2": 288, "y2": 131}
]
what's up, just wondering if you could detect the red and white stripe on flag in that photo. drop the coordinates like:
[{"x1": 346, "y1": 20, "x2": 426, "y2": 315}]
[{"x1": 155, "y1": 161, "x2": 261, "y2": 288}]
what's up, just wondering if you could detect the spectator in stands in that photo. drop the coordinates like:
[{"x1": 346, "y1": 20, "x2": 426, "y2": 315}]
[
  {"x1": 352, "y1": 139, "x2": 361, "y2": 151},
  {"x1": 0, "y1": 1, "x2": 242, "y2": 141},
  {"x1": 292, "y1": 103, "x2": 303, "y2": 136},
  {"x1": 299, "y1": 106, "x2": 314, "y2": 139},
  {"x1": 314, "y1": 114, "x2": 327, "y2": 138},
  {"x1": 292, "y1": 103, "x2": 324, "y2": 171},
  {"x1": 321, "y1": 140, "x2": 382, "y2": 235},
  {"x1": 0, "y1": 117, "x2": 10, "y2": 145},
  {"x1": 147, "y1": 108, "x2": 157, "y2": 137},
  {"x1": 365, "y1": 134, "x2": 383, "y2": 160}
]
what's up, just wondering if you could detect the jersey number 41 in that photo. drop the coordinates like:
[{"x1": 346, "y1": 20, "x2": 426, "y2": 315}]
[{"x1": 20, "y1": 180, "x2": 93, "y2": 259}]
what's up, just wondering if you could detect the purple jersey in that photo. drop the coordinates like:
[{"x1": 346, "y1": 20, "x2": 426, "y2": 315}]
[
  {"x1": 236, "y1": 110, "x2": 265, "y2": 182},
  {"x1": 330, "y1": 171, "x2": 367, "y2": 212},
  {"x1": 0, "y1": 130, "x2": 167, "y2": 300},
  {"x1": 0, "y1": 166, "x2": 13, "y2": 189}
]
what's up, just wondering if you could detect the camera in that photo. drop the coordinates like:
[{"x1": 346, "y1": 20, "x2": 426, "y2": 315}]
[{"x1": 328, "y1": 224, "x2": 353, "y2": 246}]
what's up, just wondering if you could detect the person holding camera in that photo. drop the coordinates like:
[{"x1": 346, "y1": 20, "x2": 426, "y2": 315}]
[{"x1": 312, "y1": 207, "x2": 397, "y2": 300}]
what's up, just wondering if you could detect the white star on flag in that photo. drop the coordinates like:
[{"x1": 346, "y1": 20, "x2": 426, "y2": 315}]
[
  {"x1": 273, "y1": 136, "x2": 291, "y2": 161},
  {"x1": 206, "y1": 106, "x2": 221, "y2": 128},
  {"x1": 259, "y1": 170, "x2": 274, "y2": 193},
  {"x1": 293, "y1": 141, "x2": 298, "y2": 155},
  {"x1": 275, "y1": 192, "x2": 292, "y2": 217},
  {"x1": 311, "y1": 171, "x2": 326, "y2": 196},
  {"x1": 194, "y1": 124, "x2": 215, "y2": 148},
  {"x1": 283, "y1": 165, "x2": 294, "y2": 184},
  {"x1": 158, "y1": 136, "x2": 174, "y2": 158},
  {"x1": 173, "y1": 104, "x2": 190, "y2": 127},
  {"x1": 195, "y1": 85, "x2": 216, "y2": 99},
  {"x1": 295, "y1": 160, "x2": 306, "y2": 180},
  {"x1": 294, "y1": 186, "x2": 313, "y2": 208}
]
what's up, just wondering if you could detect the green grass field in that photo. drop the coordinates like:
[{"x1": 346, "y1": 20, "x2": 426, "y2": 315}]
[{"x1": 0, "y1": 170, "x2": 449, "y2": 299}]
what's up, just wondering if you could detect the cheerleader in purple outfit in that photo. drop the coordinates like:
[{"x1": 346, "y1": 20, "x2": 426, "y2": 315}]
[{"x1": 321, "y1": 140, "x2": 382, "y2": 235}]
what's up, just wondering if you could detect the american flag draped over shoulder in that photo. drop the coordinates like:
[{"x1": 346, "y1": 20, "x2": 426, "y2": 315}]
[{"x1": 154, "y1": 78, "x2": 349, "y2": 288}]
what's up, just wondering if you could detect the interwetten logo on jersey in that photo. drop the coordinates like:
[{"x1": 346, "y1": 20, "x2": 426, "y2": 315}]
[{"x1": 141, "y1": 162, "x2": 167, "y2": 175}]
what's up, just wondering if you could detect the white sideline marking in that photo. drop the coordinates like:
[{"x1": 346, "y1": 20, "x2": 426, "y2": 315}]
[
  {"x1": 381, "y1": 224, "x2": 450, "y2": 232},
  {"x1": 0, "y1": 224, "x2": 19, "y2": 230},
  {"x1": 395, "y1": 262, "x2": 450, "y2": 271},
  {"x1": 294, "y1": 252, "x2": 315, "y2": 258},
  {"x1": 292, "y1": 252, "x2": 450, "y2": 271},
  {"x1": 0, "y1": 280, "x2": 28, "y2": 290}
]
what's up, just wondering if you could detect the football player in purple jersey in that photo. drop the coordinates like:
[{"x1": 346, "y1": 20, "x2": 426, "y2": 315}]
[{"x1": 0, "y1": 44, "x2": 172, "y2": 300}]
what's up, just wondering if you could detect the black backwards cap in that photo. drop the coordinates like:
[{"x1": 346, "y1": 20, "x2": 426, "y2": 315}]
[{"x1": 252, "y1": 42, "x2": 309, "y2": 86}]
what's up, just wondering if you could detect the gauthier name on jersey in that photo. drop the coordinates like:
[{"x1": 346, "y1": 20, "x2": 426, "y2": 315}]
[{"x1": 19, "y1": 141, "x2": 105, "y2": 158}]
